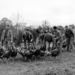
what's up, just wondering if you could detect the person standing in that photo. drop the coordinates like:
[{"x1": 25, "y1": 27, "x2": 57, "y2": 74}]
[
  {"x1": 52, "y1": 26, "x2": 61, "y2": 46},
  {"x1": 65, "y1": 26, "x2": 74, "y2": 52},
  {"x1": 52, "y1": 26, "x2": 62, "y2": 53},
  {"x1": 1, "y1": 25, "x2": 13, "y2": 47}
]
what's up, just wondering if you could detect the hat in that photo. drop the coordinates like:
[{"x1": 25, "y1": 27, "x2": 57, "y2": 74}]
[
  {"x1": 53, "y1": 26, "x2": 57, "y2": 29},
  {"x1": 6, "y1": 24, "x2": 10, "y2": 27}
]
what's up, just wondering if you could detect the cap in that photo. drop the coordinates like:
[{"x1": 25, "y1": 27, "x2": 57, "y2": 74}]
[{"x1": 53, "y1": 26, "x2": 57, "y2": 29}]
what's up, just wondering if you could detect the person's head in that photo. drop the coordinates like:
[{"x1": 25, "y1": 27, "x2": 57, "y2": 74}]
[
  {"x1": 65, "y1": 25, "x2": 68, "y2": 29},
  {"x1": 40, "y1": 30, "x2": 43, "y2": 33},
  {"x1": 6, "y1": 24, "x2": 10, "y2": 29},
  {"x1": 53, "y1": 26, "x2": 57, "y2": 31},
  {"x1": 45, "y1": 29, "x2": 48, "y2": 33}
]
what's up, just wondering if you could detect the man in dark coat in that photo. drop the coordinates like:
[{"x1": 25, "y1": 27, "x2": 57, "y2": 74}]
[
  {"x1": 65, "y1": 26, "x2": 74, "y2": 52},
  {"x1": 22, "y1": 30, "x2": 34, "y2": 47}
]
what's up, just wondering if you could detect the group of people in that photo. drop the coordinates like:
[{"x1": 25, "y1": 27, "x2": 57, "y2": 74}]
[
  {"x1": 0, "y1": 24, "x2": 74, "y2": 54},
  {"x1": 52, "y1": 26, "x2": 74, "y2": 52}
]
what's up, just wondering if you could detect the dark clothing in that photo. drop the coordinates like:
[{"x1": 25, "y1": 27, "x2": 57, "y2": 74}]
[
  {"x1": 65, "y1": 28, "x2": 74, "y2": 38},
  {"x1": 66, "y1": 38, "x2": 71, "y2": 51},
  {"x1": 22, "y1": 31, "x2": 33, "y2": 46},
  {"x1": 65, "y1": 28, "x2": 74, "y2": 51}
]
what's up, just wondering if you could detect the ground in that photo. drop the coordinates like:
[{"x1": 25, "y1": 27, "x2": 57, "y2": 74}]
[{"x1": 0, "y1": 50, "x2": 75, "y2": 75}]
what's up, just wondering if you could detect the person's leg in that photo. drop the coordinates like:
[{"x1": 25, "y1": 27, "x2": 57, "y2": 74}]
[
  {"x1": 67, "y1": 38, "x2": 70, "y2": 51},
  {"x1": 58, "y1": 39, "x2": 62, "y2": 53},
  {"x1": 46, "y1": 41, "x2": 49, "y2": 51},
  {"x1": 49, "y1": 42, "x2": 53, "y2": 52},
  {"x1": 66, "y1": 38, "x2": 68, "y2": 51},
  {"x1": 70, "y1": 37, "x2": 74, "y2": 51}
]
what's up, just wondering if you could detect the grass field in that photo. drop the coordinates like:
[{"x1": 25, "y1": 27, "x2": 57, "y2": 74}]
[{"x1": 0, "y1": 50, "x2": 75, "y2": 75}]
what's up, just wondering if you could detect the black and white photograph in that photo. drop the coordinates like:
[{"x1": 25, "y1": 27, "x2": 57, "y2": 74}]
[{"x1": 0, "y1": 0, "x2": 75, "y2": 75}]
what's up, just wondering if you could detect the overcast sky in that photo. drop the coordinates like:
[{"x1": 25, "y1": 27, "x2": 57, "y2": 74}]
[{"x1": 0, "y1": 0, "x2": 75, "y2": 26}]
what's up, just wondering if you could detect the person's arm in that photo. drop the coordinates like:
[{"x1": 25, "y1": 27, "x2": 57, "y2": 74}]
[
  {"x1": 8, "y1": 30, "x2": 13, "y2": 42},
  {"x1": 58, "y1": 30, "x2": 61, "y2": 37},
  {"x1": 10, "y1": 30, "x2": 13, "y2": 42},
  {"x1": 1, "y1": 30, "x2": 5, "y2": 43}
]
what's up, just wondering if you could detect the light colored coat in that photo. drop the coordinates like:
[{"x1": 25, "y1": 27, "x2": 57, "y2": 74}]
[{"x1": 1, "y1": 29, "x2": 13, "y2": 45}]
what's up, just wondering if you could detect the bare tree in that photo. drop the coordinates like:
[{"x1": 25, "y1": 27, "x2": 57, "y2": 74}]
[
  {"x1": 10, "y1": 13, "x2": 25, "y2": 26},
  {"x1": 42, "y1": 20, "x2": 50, "y2": 32},
  {"x1": 11, "y1": 13, "x2": 27, "y2": 30}
]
